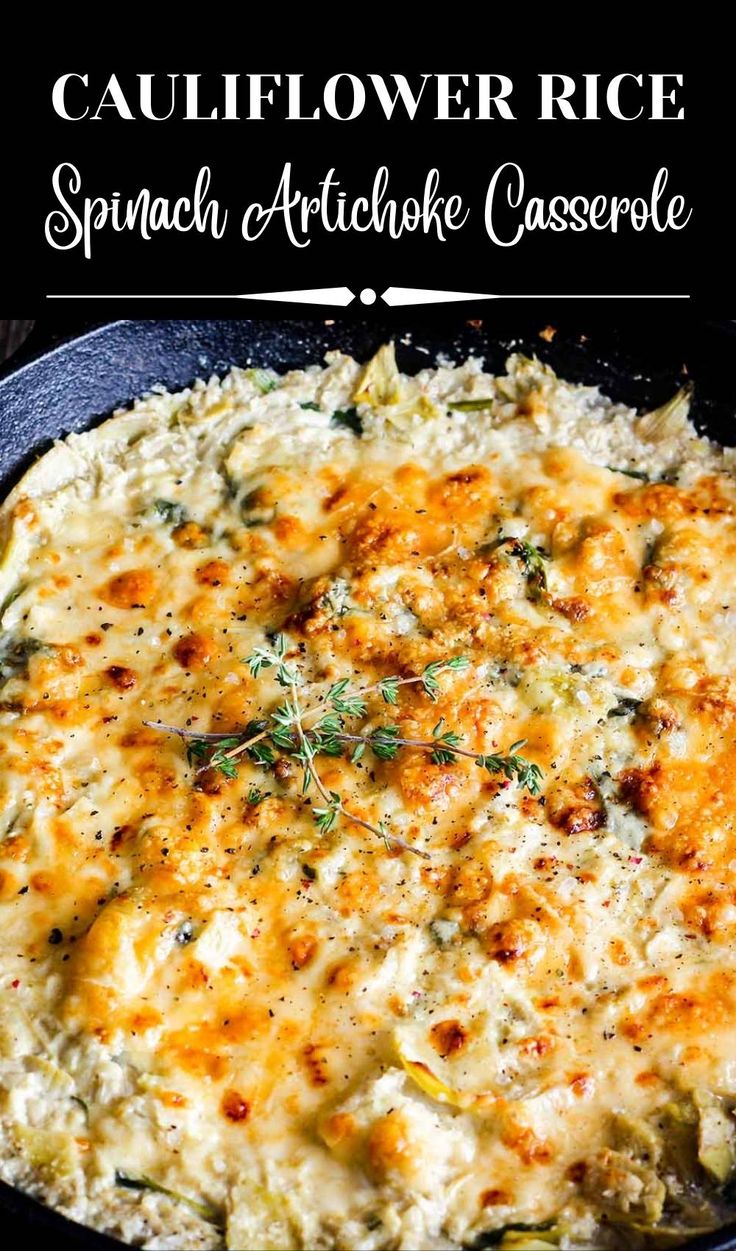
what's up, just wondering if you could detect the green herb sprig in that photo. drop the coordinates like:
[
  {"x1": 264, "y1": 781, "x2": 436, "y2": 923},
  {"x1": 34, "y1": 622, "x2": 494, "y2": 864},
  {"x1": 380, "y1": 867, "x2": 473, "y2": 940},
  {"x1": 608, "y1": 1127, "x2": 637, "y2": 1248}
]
[{"x1": 145, "y1": 642, "x2": 543, "y2": 857}]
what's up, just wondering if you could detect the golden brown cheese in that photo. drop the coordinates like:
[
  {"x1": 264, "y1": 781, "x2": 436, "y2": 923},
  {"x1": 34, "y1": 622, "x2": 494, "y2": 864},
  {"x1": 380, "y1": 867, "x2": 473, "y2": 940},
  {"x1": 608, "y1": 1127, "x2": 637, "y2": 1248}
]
[{"x1": 1, "y1": 350, "x2": 735, "y2": 1250}]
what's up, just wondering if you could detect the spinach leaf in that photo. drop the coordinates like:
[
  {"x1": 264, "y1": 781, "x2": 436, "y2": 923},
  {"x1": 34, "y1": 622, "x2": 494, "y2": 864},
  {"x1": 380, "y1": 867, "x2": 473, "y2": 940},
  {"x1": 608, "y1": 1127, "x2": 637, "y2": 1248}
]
[{"x1": 331, "y1": 407, "x2": 363, "y2": 436}]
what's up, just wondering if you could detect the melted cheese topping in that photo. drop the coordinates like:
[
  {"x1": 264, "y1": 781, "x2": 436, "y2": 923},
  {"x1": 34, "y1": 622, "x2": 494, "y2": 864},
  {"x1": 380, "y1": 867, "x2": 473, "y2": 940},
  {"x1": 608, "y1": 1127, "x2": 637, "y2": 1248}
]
[{"x1": 1, "y1": 350, "x2": 735, "y2": 1250}]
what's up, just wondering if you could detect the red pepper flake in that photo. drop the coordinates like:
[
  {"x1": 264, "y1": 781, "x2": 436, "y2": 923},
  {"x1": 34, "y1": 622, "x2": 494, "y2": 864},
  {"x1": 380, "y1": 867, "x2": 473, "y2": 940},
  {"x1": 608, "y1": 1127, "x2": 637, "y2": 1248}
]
[
  {"x1": 221, "y1": 1089, "x2": 251, "y2": 1122},
  {"x1": 10, "y1": 979, "x2": 20, "y2": 989},
  {"x1": 629, "y1": 856, "x2": 643, "y2": 865},
  {"x1": 251, "y1": 928, "x2": 261, "y2": 939}
]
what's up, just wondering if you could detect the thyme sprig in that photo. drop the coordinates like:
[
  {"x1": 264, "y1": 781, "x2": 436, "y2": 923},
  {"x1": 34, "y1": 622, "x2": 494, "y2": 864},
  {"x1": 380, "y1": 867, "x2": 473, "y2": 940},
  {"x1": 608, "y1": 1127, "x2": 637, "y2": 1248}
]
[
  {"x1": 145, "y1": 640, "x2": 543, "y2": 857},
  {"x1": 333, "y1": 729, "x2": 542, "y2": 792}
]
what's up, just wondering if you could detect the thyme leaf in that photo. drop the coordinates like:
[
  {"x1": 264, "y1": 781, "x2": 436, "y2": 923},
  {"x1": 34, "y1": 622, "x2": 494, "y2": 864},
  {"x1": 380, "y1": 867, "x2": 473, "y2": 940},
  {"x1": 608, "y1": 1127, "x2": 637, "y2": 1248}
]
[{"x1": 476, "y1": 739, "x2": 543, "y2": 795}]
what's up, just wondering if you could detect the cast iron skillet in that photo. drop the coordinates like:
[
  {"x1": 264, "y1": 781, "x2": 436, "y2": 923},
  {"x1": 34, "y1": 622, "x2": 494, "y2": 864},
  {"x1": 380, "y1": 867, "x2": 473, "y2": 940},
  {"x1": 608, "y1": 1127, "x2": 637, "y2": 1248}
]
[{"x1": 0, "y1": 317, "x2": 735, "y2": 1251}]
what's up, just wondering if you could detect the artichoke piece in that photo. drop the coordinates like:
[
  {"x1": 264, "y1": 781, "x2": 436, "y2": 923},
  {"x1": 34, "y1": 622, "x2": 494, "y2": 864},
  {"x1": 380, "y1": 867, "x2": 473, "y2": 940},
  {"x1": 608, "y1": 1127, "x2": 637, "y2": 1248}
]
[
  {"x1": 694, "y1": 1090, "x2": 736, "y2": 1184},
  {"x1": 27, "y1": 1055, "x2": 75, "y2": 1093},
  {"x1": 398, "y1": 1051, "x2": 468, "y2": 1108},
  {"x1": 653, "y1": 1100, "x2": 719, "y2": 1226},
  {"x1": 351, "y1": 342, "x2": 441, "y2": 428},
  {"x1": 13, "y1": 1124, "x2": 79, "y2": 1181},
  {"x1": 469, "y1": 1225, "x2": 559, "y2": 1250},
  {"x1": 636, "y1": 384, "x2": 693, "y2": 443},
  {"x1": 0, "y1": 515, "x2": 31, "y2": 611},
  {"x1": 226, "y1": 1176, "x2": 298, "y2": 1251},
  {"x1": 402, "y1": 392, "x2": 438, "y2": 418},
  {"x1": 583, "y1": 1148, "x2": 666, "y2": 1223},
  {"x1": 381, "y1": 393, "x2": 441, "y2": 430},
  {"x1": 611, "y1": 1112, "x2": 662, "y2": 1168},
  {"x1": 352, "y1": 342, "x2": 402, "y2": 407},
  {"x1": 498, "y1": 1232, "x2": 560, "y2": 1250}
]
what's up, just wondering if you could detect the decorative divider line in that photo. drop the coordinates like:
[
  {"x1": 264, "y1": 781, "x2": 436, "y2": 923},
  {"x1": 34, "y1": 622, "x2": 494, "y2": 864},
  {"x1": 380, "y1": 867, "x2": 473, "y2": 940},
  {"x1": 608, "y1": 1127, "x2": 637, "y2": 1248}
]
[{"x1": 47, "y1": 288, "x2": 690, "y2": 303}]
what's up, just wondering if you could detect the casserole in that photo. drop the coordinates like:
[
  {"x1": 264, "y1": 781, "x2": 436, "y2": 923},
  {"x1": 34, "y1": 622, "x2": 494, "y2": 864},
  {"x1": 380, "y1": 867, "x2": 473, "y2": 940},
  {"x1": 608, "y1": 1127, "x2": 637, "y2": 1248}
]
[{"x1": 1, "y1": 315, "x2": 736, "y2": 1251}]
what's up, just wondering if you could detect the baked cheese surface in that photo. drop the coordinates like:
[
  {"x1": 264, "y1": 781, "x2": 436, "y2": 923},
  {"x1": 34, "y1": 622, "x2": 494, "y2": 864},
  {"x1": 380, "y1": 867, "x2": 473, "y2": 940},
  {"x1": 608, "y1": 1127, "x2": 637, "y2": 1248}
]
[{"x1": 1, "y1": 347, "x2": 735, "y2": 1250}]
